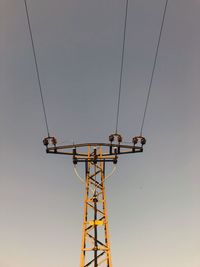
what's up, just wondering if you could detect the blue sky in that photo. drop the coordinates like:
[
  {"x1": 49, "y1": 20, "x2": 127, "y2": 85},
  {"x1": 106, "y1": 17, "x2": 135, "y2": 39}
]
[{"x1": 0, "y1": 0, "x2": 200, "y2": 266}]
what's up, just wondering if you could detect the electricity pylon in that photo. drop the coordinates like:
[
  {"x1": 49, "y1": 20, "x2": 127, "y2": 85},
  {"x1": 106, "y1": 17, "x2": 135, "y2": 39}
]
[{"x1": 43, "y1": 134, "x2": 146, "y2": 267}]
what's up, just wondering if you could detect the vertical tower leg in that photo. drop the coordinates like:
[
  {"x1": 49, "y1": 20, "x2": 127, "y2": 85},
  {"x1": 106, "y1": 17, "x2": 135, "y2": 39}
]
[{"x1": 80, "y1": 148, "x2": 112, "y2": 267}]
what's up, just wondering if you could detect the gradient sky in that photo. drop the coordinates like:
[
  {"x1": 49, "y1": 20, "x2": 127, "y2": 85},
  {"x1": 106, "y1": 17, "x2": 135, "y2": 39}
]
[{"x1": 0, "y1": 0, "x2": 200, "y2": 266}]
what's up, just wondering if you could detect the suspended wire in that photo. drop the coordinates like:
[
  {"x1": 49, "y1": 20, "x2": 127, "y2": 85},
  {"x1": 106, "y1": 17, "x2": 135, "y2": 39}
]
[
  {"x1": 115, "y1": 0, "x2": 129, "y2": 134},
  {"x1": 73, "y1": 166, "x2": 94, "y2": 193},
  {"x1": 104, "y1": 166, "x2": 117, "y2": 180},
  {"x1": 140, "y1": 0, "x2": 169, "y2": 136},
  {"x1": 24, "y1": 0, "x2": 50, "y2": 137}
]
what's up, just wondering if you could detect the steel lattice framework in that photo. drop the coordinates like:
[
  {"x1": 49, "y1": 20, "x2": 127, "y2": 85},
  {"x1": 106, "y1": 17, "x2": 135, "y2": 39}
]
[
  {"x1": 43, "y1": 134, "x2": 146, "y2": 267},
  {"x1": 80, "y1": 151, "x2": 112, "y2": 267}
]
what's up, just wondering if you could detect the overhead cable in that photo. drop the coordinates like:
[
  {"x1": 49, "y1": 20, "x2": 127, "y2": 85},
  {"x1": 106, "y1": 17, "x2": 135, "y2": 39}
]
[
  {"x1": 24, "y1": 0, "x2": 50, "y2": 137},
  {"x1": 115, "y1": 0, "x2": 129, "y2": 134},
  {"x1": 140, "y1": 0, "x2": 169, "y2": 136}
]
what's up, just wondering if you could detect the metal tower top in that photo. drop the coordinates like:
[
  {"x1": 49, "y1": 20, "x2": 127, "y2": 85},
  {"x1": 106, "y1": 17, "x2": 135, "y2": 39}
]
[{"x1": 43, "y1": 134, "x2": 146, "y2": 164}]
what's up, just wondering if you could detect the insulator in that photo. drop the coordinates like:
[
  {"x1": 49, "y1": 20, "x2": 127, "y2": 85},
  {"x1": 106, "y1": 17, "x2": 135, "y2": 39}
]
[
  {"x1": 73, "y1": 148, "x2": 77, "y2": 155},
  {"x1": 73, "y1": 158, "x2": 78, "y2": 165},
  {"x1": 51, "y1": 137, "x2": 57, "y2": 146},
  {"x1": 43, "y1": 138, "x2": 49, "y2": 146},
  {"x1": 113, "y1": 158, "x2": 118, "y2": 164},
  {"x1": 132, "y1": 137, "x2": 138, "y2": 145},
  {"x1": 141, "y1": 137, "x2": 146, "y2": 145},
  {"x1": 109, "y1": 135, "x2": 114, "y2": 142},
  {"x1": 117, "y1": 135, "x2": 122, "y2": 143},
  {"x1": 109, "y1": 133, "x2": 123, "y2": 143},
  {"x1": 114, "y1": 147, "x2": 117, "y2": 154}
]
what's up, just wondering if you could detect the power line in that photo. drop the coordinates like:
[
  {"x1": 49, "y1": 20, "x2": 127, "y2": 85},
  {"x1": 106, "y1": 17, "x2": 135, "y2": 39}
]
[
  {"x1": 115, "y1": 0, "x2": 129, "y2": 134},
  {"x1": 140, "y1": 0, "x2": 169, "y2": 136},
  {"x1": 24, "y1": 0, "x2": 50, "y2": 137}
]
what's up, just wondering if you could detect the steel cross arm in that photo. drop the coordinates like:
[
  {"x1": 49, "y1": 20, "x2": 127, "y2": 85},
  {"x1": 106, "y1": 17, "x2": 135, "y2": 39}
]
[{"x1": 45, "y1": 142, "x2": 143, "y2": 157}]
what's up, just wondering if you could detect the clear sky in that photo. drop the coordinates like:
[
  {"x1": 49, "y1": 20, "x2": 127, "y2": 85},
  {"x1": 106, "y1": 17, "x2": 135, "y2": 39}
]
[{"x1": 0, "y1": 0, "x2": 200, "y2": 266}]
